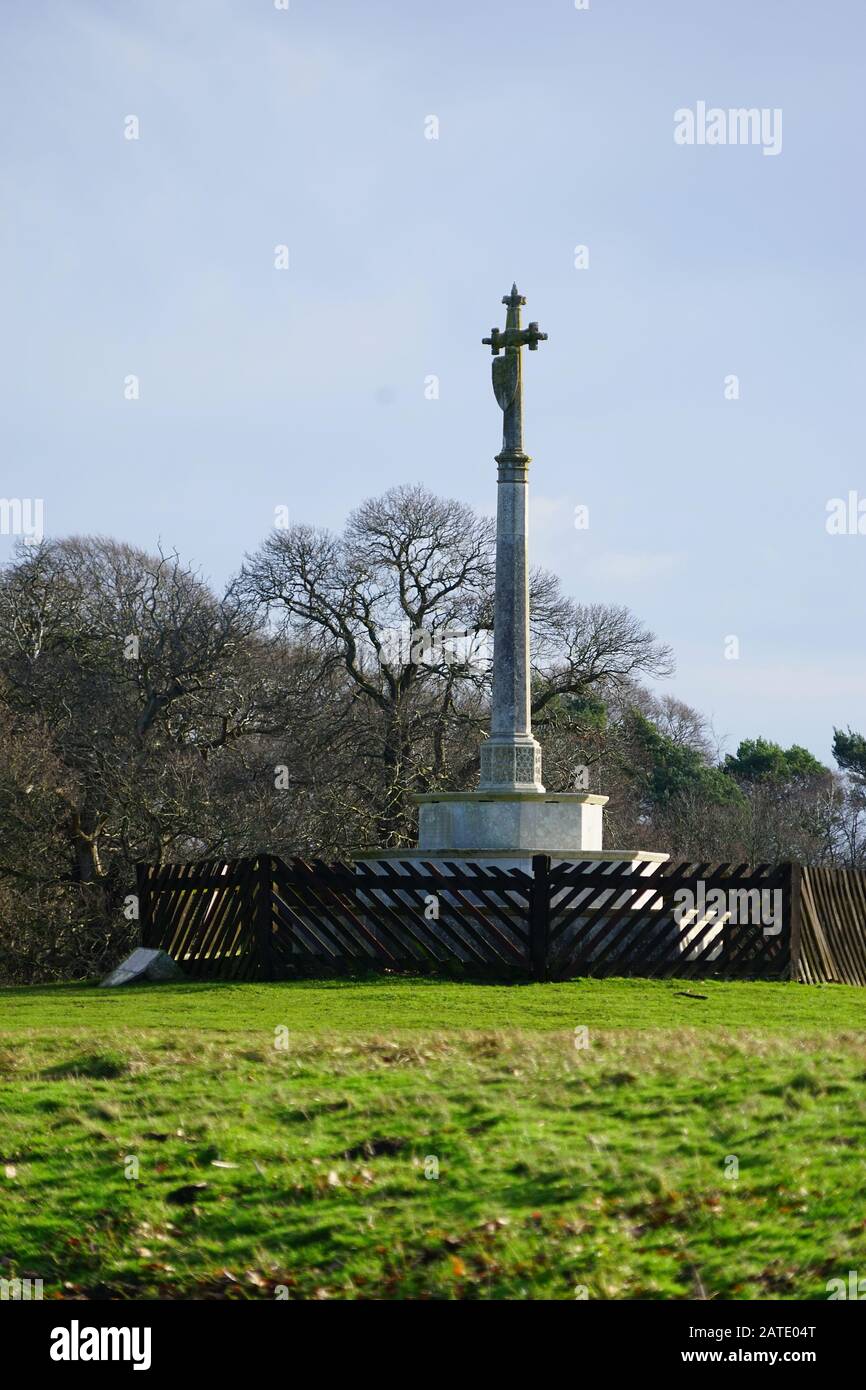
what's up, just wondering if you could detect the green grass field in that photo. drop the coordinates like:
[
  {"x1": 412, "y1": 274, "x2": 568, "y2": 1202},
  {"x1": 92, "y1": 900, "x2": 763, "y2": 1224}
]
[{"x1": 1, "y1": 976, "x2": 865, "y2": 1300}]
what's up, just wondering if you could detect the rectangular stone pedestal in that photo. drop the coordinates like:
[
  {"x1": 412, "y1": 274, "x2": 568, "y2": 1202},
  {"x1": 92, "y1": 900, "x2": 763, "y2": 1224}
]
[{"x1": 413, "y1": 790, "x2": 608, "y2": 855}]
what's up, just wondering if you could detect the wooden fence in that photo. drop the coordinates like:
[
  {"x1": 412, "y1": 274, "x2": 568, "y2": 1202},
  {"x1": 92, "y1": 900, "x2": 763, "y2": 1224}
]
[
  {"x1": 137, "y1": 856, "x2": 820, "y2": 983},
  {"x1": 798, "y1": 866, "x2": 866, "y2": 985},
  {"x1": 137, "y1": 858, "x2": 268, "y2": 982}
]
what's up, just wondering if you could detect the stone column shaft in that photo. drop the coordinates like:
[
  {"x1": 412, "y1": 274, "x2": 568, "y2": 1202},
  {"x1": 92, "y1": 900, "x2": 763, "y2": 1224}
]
[
  {"x1": 490, "y1": 454, "x2": 531, "y2": 742},
  {"x1": 479, "y1": 446, "x2": 544, "y2": 792}
]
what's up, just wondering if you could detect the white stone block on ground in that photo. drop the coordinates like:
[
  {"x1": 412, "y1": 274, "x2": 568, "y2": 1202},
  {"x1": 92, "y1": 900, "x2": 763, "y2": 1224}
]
[{"x1": 100, "y1": 947, "x2": 185, "y2": 988}]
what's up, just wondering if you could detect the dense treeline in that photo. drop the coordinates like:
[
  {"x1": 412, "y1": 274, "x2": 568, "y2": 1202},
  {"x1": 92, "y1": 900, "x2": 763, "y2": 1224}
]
[{"x1": 1, "y1": 485, "x2": 863, "y2": 981}]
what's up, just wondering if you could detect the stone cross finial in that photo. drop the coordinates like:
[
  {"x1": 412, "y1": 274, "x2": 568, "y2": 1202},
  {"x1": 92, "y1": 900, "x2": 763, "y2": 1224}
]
[
  {"x1": 483, "y1": 283, "x2": 548, "y2": 356},
  {"x1": 482, "y1": 283, "x2": 547, "y2": 463}
]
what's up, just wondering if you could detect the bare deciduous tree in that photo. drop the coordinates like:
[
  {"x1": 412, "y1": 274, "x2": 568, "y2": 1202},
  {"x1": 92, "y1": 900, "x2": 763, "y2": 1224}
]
[{"x1": 242, "y1": 484, "x2": 675, "y2": 837}]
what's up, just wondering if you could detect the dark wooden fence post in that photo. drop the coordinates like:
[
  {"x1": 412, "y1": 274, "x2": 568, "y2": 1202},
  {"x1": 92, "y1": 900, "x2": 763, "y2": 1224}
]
[
  {"x1": 254, "y1": 855, "x2": 275, "y2": 979},
  {"x1": 135, "y1": 862, "x2": 150, "y2": 946},
  {"x1": 788, "y1": 862, "x2": 802, "y2": 982},
  {"x1": 530, "y1": 854, "x2": 551, "y2": 981}
]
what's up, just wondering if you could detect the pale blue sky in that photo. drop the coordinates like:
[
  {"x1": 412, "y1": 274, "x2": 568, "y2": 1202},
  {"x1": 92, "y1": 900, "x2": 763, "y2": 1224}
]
[{"x1": 2, "y1": 0, "x2": 864, "y2": 761}]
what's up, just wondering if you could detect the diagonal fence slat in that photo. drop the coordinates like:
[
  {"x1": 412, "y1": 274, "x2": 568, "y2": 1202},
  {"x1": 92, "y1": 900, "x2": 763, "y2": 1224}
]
[
  {"x1": 277, "y1": 860, "x2": 403, "y2": 964},
  {"x1": 432, "y1": 861, "x2": 530, "y2": 963},
  {"x1": 381, "y1": 864, "x2": 512, "y2": 967},
  {"x1": 184, "y1": 868, "x2": 247, "y2": 975}
]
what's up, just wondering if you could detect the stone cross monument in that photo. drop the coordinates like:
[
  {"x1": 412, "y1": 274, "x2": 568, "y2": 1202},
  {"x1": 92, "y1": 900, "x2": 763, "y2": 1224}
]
[
  {"x1": 479, "y1": 284, "x2": 547, "y2": 793},
  {"x1": 406, "y1": 282, "x2": 608, "y2": 859},
  {"x1": 356, "y1": 282, "x2": 666, "y2": 876}
]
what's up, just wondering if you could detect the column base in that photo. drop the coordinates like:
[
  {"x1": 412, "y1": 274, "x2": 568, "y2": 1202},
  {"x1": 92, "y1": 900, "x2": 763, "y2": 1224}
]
[{"x1": 478, "y1": 736, "x2": 544, "y2": 793}]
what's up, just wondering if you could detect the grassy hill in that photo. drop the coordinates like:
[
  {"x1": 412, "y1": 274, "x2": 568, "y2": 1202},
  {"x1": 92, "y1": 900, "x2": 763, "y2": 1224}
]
[{"x1": 1, "y1": 976, "x2": 864, "y2": 1299}]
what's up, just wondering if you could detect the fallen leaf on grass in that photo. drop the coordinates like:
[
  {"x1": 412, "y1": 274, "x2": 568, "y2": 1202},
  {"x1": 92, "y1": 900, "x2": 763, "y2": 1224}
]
[{"x1": 481, "y1": 1218, "x2": 510, "y2": 1235}]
